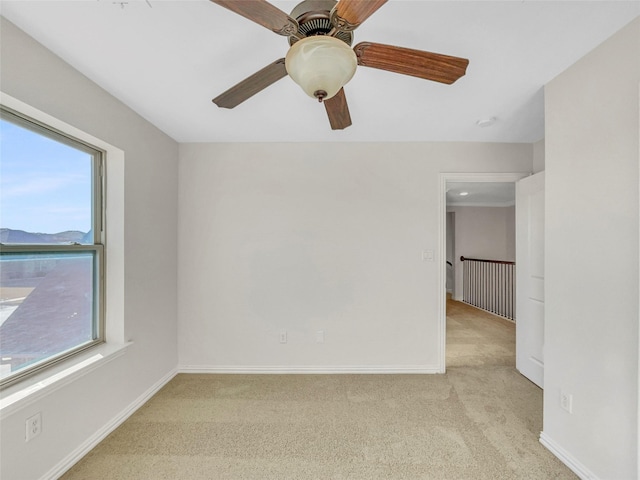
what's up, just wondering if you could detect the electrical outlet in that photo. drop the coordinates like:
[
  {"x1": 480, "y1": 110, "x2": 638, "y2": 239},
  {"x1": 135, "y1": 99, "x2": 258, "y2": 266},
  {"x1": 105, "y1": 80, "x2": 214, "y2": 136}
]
[
  {"x1": 316, "y1": 330, "x2": 325, "y2": 343},
  {"x1": 279, "y1": 329, "x2": 287, "y2": 344},
  {"x1": 560, "y1": 391, "x2": 573, "y2": 413},
  {"x1": 25, "y1": 412, "x2": 42, "y2": 442}
]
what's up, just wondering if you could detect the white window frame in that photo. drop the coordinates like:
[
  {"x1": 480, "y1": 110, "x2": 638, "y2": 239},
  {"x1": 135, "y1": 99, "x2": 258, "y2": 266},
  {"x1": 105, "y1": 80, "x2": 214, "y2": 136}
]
[{"x1": 0, "y1": 105, "x2": 106, "y2": 388}]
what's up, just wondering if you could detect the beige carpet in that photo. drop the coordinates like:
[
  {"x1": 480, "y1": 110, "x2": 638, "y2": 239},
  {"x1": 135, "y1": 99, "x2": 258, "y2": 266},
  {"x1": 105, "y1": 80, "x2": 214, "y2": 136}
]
[
  {"x1": 61, "y1": 301, "x2": 576, "y2": 479},
  {"x1": 446, "y1": 296, "x2": 516, "y2": 367}
]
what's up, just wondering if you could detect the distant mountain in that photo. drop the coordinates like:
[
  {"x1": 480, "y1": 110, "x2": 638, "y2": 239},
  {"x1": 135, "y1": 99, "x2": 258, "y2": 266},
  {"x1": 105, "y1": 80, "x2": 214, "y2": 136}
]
[{"x1": 0, "y1": 228, "x2": 88, "y2": 244}]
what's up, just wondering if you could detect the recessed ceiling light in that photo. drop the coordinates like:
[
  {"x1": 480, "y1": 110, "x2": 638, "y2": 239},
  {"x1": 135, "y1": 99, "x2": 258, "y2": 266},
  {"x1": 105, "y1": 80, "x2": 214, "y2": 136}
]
[
  {"x1": 476, "y1": 117, "x2": 497, "y2": 128},
  {"x1": 459, "y1": 191, "x2": 469, "y2": 196}
]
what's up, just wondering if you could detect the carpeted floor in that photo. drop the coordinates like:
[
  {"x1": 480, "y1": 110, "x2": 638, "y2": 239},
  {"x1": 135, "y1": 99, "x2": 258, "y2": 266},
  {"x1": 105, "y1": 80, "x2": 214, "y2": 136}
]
[
  {"x1": 446, "y1": 296, "x2": 516, "y2": 367},
  {"x1": 61, "y1": 300, "x2": 576, "y2": 479}
]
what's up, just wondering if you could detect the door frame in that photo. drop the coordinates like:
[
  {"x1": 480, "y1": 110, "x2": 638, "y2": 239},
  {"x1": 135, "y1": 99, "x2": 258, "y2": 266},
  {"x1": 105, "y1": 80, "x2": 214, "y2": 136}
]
[{"x1": 437, "y1": 172, "x2": 529, "y2": 372}]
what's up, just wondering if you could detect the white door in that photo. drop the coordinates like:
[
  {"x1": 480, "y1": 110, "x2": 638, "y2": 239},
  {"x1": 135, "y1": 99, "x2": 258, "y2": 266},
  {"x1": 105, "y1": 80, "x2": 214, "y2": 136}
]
[{"x1": 516, "y1": 172, "x2": 545, "y2": 388}]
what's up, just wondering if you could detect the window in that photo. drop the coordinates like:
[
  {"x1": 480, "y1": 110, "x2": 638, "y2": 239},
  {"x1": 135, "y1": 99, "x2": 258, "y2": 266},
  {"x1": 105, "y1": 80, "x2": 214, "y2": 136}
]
[{"x1": 0, "y1": 106, "x2": 104, "y2": 388}]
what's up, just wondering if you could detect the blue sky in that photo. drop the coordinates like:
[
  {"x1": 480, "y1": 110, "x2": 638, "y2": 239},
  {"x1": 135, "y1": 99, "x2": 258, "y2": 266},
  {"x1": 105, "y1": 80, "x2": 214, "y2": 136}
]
[{"x1": 0, "y1": 118, "x2": 92, "y2": 234}]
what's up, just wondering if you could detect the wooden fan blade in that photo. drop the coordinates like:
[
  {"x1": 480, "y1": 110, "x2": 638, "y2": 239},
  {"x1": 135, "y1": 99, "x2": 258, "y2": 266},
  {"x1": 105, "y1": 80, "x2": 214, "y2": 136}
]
[
  {"x1": 332, "y1": 0, "x2": 388, "y2": 31},
  {"x1": 354, "y1": 42, "x2": 469, "y2": 84},
  {"x1": 324, "y1": 88, "x2": 352, "y2": 130},
  {"x1": 210, "y1": 0, "x2": 298, "y2": 36},
  {"x1": 213, "y1": 59, "x2": 287, "y2": 109}
]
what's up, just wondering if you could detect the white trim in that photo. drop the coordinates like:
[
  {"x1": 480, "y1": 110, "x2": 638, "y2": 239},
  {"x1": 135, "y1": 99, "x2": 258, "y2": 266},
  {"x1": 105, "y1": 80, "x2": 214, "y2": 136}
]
[
  {"x1": 438, "y1": 172, "x2": 529, "y2": 373},
  {"x1": 0, "y1": 342, "x2": 132, "y2": 420},
  {"x1": 540, "y1": 432, "x2": 600, "y2": 480},
  {"x1": 40, "y1": 367, "x2": 178, "y2": 480},
  {"x1": 178, "y1": 365, "x2": 441, "y2": 374}
]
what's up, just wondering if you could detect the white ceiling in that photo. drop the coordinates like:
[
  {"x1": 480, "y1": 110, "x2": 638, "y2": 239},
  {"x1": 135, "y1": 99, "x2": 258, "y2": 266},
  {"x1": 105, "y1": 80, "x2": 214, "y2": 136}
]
[{"x1": 1, "y1": 1, "x2": 638, "y2": 143}]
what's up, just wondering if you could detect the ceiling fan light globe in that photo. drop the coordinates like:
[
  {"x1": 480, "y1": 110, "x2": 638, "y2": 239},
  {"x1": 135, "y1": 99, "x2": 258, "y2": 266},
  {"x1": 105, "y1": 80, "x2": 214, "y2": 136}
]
[{"x1": 285, "y1": 36, "x2": 357, "y2": 101}]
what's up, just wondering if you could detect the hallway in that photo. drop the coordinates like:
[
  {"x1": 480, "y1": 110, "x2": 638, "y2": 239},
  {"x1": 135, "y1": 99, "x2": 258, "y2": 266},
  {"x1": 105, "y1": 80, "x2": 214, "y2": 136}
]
[{"x1": 446, "y1": 296, "x2": 516, "y2": 367}]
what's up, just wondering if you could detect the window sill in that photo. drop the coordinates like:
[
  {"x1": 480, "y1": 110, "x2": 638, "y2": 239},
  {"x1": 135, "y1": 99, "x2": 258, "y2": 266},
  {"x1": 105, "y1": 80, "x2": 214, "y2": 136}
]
[{"x1": 0, "y1": 342, "x2": 132, "y2": 419}]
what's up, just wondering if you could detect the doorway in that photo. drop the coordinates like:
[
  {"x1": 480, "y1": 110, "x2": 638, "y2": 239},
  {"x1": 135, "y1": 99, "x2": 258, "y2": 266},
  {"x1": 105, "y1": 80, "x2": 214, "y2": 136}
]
[{"x1": 438, "y1": 173, "x2": 527, "y2": 372}]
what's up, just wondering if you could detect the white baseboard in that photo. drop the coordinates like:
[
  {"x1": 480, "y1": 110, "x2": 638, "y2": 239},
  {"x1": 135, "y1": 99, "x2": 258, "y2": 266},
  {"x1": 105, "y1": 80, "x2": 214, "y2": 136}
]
[
  {"x1": 539, "y1": 432, "x2": 599, "y2": 480},
  {"x1": 43, "y1": 367, "x2": 178, "y2": 480},
  {"x1": 178, "y1": 365, "x2": 441, "y2": 374}
]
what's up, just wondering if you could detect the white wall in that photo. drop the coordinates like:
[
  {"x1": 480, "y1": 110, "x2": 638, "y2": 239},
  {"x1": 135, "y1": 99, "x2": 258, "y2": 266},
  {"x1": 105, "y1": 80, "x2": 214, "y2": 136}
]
[
  {"x1": 533, "y1": 138, "x2": 545, "y2": 173},
  {"x1": 178, "y1": 143, "x2": 531, "y2": 372},
  {"x1": 0, "y1": 18, "x2": 179, "y2": 480},
  {"x1": 447, "y1": 206, "x2": 516, "y2": 300},
  {"x1": 543, "y1": 17, "x2": 639, "y2": 479}
]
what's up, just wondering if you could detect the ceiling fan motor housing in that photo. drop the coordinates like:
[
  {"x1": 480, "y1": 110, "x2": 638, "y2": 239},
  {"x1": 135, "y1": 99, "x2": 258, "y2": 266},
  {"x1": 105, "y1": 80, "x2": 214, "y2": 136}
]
[{"x1": 288, "y1": 0, "x2": 353, "y2": 46}]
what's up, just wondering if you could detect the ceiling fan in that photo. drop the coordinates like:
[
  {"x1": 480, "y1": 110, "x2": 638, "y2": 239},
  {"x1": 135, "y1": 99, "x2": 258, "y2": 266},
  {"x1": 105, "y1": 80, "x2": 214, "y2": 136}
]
[{"x1": 210, "y1": 0, "x2": 469, "y2": 130}]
